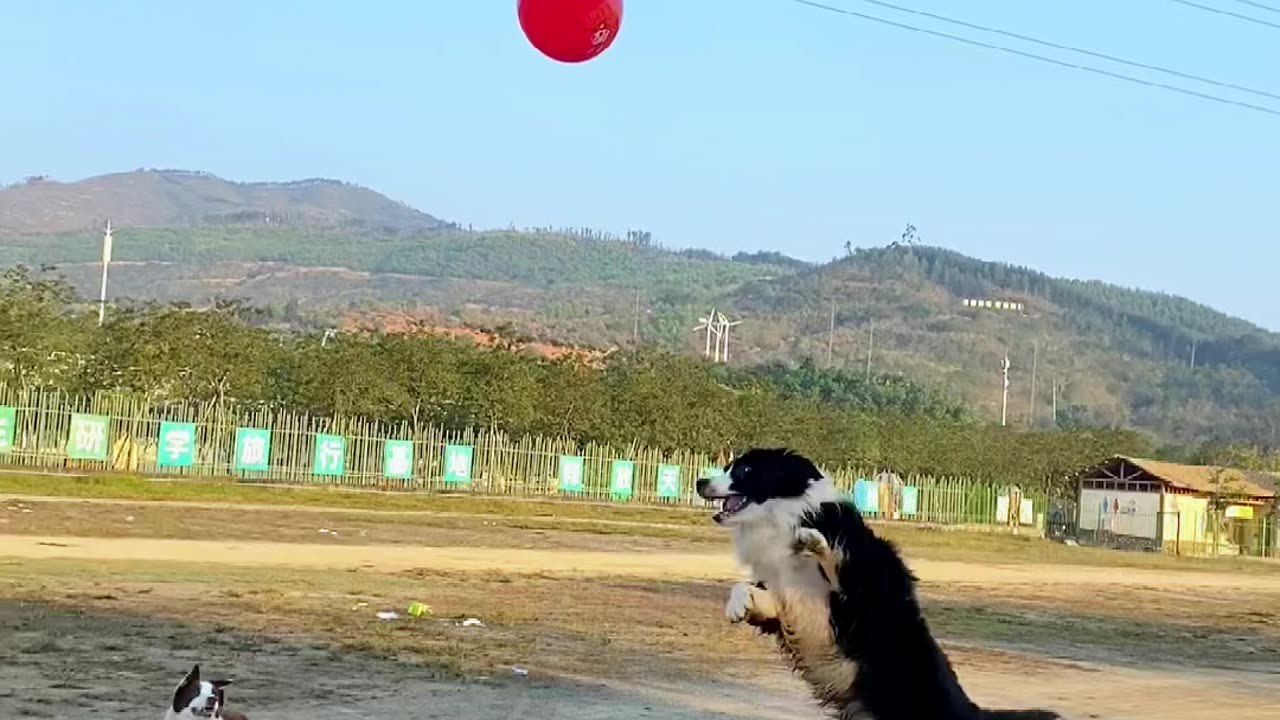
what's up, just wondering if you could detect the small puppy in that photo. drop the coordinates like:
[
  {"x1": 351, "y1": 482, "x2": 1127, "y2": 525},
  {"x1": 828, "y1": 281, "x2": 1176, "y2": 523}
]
[
  {"x1": 698, "y1": 448, "x2": 1062, "y2": 720},
  {"x1": 165, "y1": 665, "x2": 248, "y2": 720}
]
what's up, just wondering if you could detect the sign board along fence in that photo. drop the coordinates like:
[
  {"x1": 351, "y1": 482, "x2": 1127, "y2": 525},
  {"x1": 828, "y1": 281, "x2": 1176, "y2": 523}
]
[
  {"x1": 383, "y1": 440, "x2": 414, "y2": 481},
  {"x1": 158, "y1": 421, "x2": 197, "y2": 469},
  {"x1": 0, "y1": 387, "x2": 1041, "y2": 525},
  {"x1": 0, "y1": 406, "x2": 15, "y2": 454},
  {"x1": 234, "y1": 428, "x2": 272, "y2": 473}
]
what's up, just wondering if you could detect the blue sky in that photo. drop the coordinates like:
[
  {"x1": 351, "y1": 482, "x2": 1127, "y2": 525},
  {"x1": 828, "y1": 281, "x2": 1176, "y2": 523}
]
[{"x1": 4, "y1": 1, "x2": 1278, "y2": 328}]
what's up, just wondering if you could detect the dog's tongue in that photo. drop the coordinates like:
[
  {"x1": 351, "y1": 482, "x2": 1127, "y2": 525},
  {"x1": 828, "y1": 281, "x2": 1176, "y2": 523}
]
[{"x1": 712, "y1": 496, "x2": 749, "y2": 523}]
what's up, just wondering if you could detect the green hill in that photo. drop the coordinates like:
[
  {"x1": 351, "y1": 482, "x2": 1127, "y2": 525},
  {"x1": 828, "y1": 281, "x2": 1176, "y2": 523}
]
[
  {"x1": 3, "y1": 172, "x2": 1277, "y2": 451},
  {"x1": 720, "y1": 245, "x2": 1280, "y2": 446},
  {"x1": 1, "y1": 225, "x2": 791, "y2": 290}
]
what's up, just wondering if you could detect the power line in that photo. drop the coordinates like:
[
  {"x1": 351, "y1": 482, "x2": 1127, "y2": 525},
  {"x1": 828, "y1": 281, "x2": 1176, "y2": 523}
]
[
  {"x1": 850, "y1": 0, "x2": 1280, "y2": 102},
  {"x1": 786, "y1": 0, "x2": 1280, "y2": 118},
  {"x1": 1165, "y1": 0, "x2": 1280, "y2": 29},
  {"x1": 1228, "y1": 0, "x2": 1280, "y2": 15}
]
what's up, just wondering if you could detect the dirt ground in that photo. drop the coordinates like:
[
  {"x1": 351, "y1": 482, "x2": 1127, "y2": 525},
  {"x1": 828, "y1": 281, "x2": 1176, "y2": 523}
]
[
  {"x1": 0, "y1": 601, "x2": 819, "y2": 720},
  {"x1": 2, "y1": 496, "x2": 1279, "y2": 719}
]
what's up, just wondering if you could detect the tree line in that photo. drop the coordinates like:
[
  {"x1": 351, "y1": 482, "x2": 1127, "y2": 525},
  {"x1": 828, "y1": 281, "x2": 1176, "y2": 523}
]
[{"x1": 1, "y1": 266, "x2": 1163, "y2": 489}]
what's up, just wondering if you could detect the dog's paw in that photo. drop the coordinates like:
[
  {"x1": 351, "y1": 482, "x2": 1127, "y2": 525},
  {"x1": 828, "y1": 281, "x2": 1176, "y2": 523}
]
[
  {"x1": 725, "y1": 582, "x2": 755, "y2": 623},
  {"x1": 792, "y1": 527, "x2": 831, "y2": 557},
  {"x1": 793, "y1": 527, "x2": 843, "y2": 591}
]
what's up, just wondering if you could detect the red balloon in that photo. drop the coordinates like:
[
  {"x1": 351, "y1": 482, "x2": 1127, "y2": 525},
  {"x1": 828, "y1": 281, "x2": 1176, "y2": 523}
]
[{"x1": 518, "y1": 0, "x2": 623, "y2": 64}]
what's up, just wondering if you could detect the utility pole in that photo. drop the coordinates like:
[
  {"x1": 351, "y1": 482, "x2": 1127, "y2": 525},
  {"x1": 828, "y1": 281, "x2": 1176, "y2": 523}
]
[
  {"x1": 1000, "y1": 354, "x2": 1011, "y2": 427},
  {"x1": 1190, "y1": 340, "x2": 1197, "y2": 370},
  {"x1": 1052, "y1": 378, "x2": 1058, "y2": 427},
  {"x1": 97, "y1": 220, "x2": 114, "y2": 327},
  {"x1": 826, "y1": 298, "x2": 836, "y2": 367},
  {"x1": 1028, "y1": 340, "x2": 1039, "y2": 428},
  {"x1": 865, "y1": 320, "x2": 875, "y2": 379}
]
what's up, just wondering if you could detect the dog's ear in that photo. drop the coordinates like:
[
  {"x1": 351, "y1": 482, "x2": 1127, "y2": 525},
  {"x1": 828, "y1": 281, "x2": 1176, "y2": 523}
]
[
  {"x1": 173, "y1": 664, "x2": 202, "y2": 712},
  {"x1": 211, "y1": 679, "x2": 233, "y2": 689}
]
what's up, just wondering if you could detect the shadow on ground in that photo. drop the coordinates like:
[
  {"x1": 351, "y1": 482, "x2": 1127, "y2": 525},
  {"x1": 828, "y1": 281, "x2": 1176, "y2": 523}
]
[{"x1": 0, "y1": 600, "x2": 815, "y2": 720}]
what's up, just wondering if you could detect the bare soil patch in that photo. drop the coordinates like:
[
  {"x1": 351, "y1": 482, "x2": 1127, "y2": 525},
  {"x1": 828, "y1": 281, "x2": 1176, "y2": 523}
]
[
  {"x1": 0, "y1": 601, "x2": 811, "y2": 720},
  {"x1": 2, "y1": 494, "x2": 1279, "y2": 718}
]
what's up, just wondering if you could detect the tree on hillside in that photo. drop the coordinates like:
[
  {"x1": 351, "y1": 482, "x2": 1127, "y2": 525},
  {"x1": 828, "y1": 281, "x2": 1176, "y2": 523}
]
[
  {"x1": 0, "y1": 266, "x2": 91, "y2": 389},
  {"x1": 76, "y1": 302, "x2": 284, "y2": 408}
]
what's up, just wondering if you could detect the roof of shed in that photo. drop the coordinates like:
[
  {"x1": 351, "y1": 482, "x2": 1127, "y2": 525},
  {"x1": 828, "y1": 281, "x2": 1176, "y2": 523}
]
[{"x1": 1093, "y1": 456, "x2": 1277, "y2": 499}]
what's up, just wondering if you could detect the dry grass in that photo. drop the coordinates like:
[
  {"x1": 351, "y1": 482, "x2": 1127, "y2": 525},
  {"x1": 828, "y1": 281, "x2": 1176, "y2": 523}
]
[
  {"x1": 3, "y1": 476, "x2": 1278, "y2": 575},
  {"x1": 0, "y1": 472, "x2": 711, "y2": 526},
  {"x1": 875, "y1": 524, "x2": 1280, "y2": 575},
  {"x1": 2, "y1": 554, "x2": 1275, "y2": 685},
  {"x1": 0, "y1": 498, "x2": 723, "y2": 550},
  {"x1": 0, "y1": 557, "x2": 771, "y2": 680}
]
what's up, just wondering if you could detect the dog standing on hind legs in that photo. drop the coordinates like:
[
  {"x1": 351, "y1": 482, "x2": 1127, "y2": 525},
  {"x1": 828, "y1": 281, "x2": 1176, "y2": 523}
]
[{"x1": 697, "y1": 448, "x2": 1063, "y2": 720}]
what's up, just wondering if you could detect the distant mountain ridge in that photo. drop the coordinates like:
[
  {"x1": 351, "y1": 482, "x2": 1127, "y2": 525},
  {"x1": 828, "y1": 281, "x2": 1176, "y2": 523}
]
[
  {"x1": 0, "y1": 170, "x2": 443, "y2": 234},
  {"x1": 2, "y1": 169, "x2": 1277, "y2": 449}
]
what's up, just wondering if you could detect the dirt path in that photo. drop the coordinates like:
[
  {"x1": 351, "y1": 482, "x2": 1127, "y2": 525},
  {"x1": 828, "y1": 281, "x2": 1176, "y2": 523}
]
[
  {"x1": 4, "y1": 534, "x2": 1280, "y2": 591},
  {"x1": 953, "y1": 651, "x2": 1280, "y2": 720}
]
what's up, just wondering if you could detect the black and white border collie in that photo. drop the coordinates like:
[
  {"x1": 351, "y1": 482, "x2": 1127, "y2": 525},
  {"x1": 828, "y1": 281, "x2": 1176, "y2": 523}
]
[
  {"x1": 165, "y1": 665, "x2": 248, "y2": 720},
  {"x1": 697, "y1": 448, "x2": 1062, "y2": 720}
]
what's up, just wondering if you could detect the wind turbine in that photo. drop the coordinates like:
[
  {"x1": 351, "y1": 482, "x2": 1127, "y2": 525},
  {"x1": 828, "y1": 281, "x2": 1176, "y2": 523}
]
[
  {"x1": 692, "y1": 308, "x2": 721, "y2": 359},
  {"x1": 716, "y1": 311, "x2": 742, "y2": 364}
]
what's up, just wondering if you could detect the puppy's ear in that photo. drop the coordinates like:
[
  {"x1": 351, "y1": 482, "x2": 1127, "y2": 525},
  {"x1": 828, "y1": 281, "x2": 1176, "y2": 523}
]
[
  {"x1": 173, "y1": 664, "x2": 202, "y2": 712},
  {"x1": 211, "y1": 679, "x2": 233, "y2": 689}
]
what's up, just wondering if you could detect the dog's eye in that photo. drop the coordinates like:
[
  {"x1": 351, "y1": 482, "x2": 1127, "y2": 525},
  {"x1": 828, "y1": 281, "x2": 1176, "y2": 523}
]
[{"x1": 740, "y1": 466, "x2": 751, "y2": 474}]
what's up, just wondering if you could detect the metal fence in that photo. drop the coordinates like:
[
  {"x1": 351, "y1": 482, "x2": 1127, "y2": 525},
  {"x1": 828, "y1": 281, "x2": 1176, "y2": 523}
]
[
  {"x1": 1075, "y1": 508, "x2": 1279, "y2": 559},
  {"x1": 0, "y1": 385, "x2": 1039, "y2": 526}
]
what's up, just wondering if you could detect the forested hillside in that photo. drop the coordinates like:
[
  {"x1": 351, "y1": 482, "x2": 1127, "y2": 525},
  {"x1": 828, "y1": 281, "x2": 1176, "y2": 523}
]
[
  {"x1": 723, "y1": 246, "x2": 1280, "y2": 446},
  {"x1": 3, "y1": 225, "x2": 789, "y2": 291},
  {"x1": 3, "y1": 171, "x2": 1277, "y2": 451}
]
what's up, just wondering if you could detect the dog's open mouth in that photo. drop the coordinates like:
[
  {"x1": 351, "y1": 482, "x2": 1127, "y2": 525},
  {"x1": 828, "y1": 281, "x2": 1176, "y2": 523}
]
[{"x1": 713, "y1": 495, "x2": 751, "y2": 524}]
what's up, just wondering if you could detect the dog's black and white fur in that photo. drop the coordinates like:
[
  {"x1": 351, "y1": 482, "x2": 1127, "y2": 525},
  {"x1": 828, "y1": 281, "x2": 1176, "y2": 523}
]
[
  {"x1": 697, "y1": 448, "x2": 1062, "y2": 720},
  {"x1": 165, "y1": 665, "x2": 248, "y2": 720}
]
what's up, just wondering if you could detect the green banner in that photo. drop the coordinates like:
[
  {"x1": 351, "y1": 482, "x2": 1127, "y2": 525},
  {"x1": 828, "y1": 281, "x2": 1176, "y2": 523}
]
[
  {"x1": 384, "y1": 440, "x2": 415, "y2": 480},
  {"x1": 610, "y1": 460, "x2": 635, "y2": 500},
  {"x1": 657, "y1": 464, "x2": 682, "y2": 499},
  {"x1": 901, "y1": 486, "x2": 919, "y2": 516},
  {"x1": 68, "y1": 413, "x2": 110, "y2": 461},
  {"x1": 313, "y1": 434, "x2": 346, "y2": 477},
  {"x1": 0, "y1": 406, "x2": 15, "y2": 454},
  {"x1": 157, "y1": 421, "x2": 197, "y2": 468},
  {"x1": 234, "y1": 427, "x2": 272, "y2": 472},
  {"x1": 443, "y1": 444, "x2": 473, "y2": 484},
  {"x1": 559, "y1": 455, "x2": 585, "y2": 493}
]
